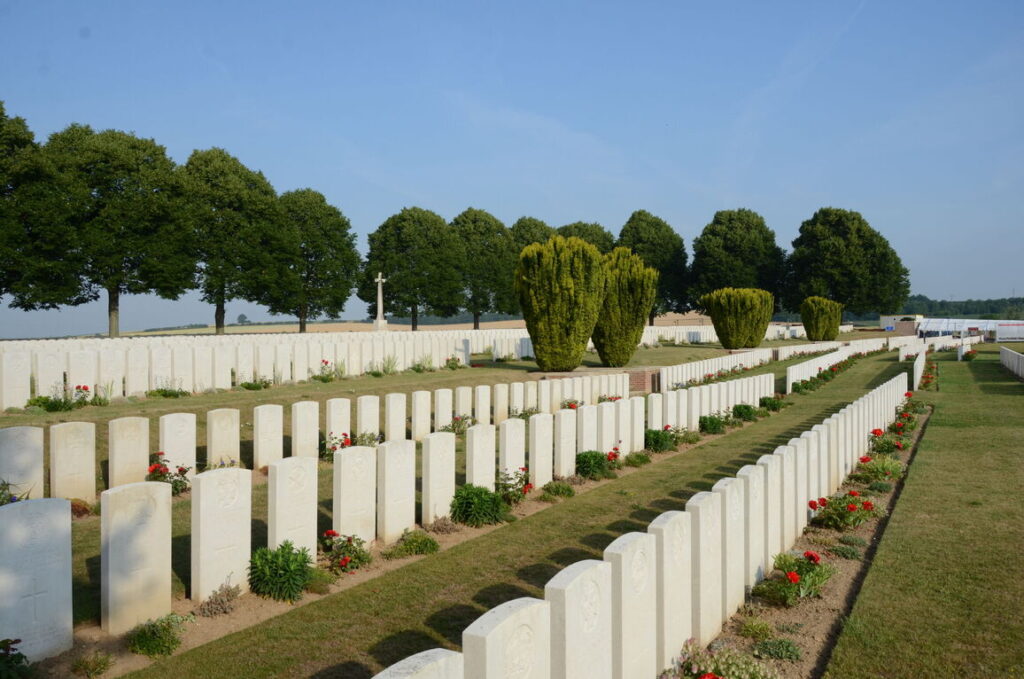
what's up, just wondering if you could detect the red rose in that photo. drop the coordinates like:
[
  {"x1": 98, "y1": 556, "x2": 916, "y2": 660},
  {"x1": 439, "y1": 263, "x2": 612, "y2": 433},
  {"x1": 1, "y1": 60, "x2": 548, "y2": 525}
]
[
  {"x1": 860, "y1": 456, "x2": 872, "y2": 463},
  {"x1": 663, "y1": 425, "x2": 671, "y2": 431},
  {"x1": 872, "y1": 428, "x2": 884, "y2": 437},
  {"x1": 82, "y1": 385, "x2": 89, "y2": 391},
  {"x1": 156, "y1": 451, "x2": 164, "y2": 457},
  {"x1": 177, "y1": 467, "x2": 186, "y2": 474},
  {"x1": 324, "y1": 529, "x2": 339, "y2": 538},
  {"x1": 804, "y1": 550, "x2": 821, "y2": 564},
  {"x1": 895, "y1": 442, "x2": 904, "y2": 450},
  {"x1": 809, "y1": 500, "x2": 818, "y2": 510},
  {"x1": 786, "y1": 571, "x2": 800, "y2": 584},
  {"x1": 819, "y1": 497, "x2": 828, "y2": 506},
  {"x1": 847, "y1": 503, "x2": 858, "y2": 512},
  {"x1": 863, "y1": 501, "x2": 875, "y2": 511},
  {"x1": 896, "y1": 422, "x2": 904, "y2": 429},
  {"x1": 569, "y1": 403, "x2": 577, "y2": 409},
  {"x1": 148, "y1": 463, "x2": 159, "y2": 474},
  {"x1": 339, "y1": 556, "x2": 351, "y2": 568},
  {"x1": 905, "y1": 391, "x2": 913, "y2": 397},
  {"x1": 522, "y1": 483, "x2": 533, "y2": 494},
  {"x1": 849, "y1": 490, "x2": 860, "y2": 497}
]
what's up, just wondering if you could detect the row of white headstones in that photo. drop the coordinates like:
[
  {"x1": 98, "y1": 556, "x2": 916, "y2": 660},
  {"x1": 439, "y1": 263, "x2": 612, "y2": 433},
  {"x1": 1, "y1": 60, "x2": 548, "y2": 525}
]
[{"x1": 0, "y1": 372, "x2": 778, "y2": 662}]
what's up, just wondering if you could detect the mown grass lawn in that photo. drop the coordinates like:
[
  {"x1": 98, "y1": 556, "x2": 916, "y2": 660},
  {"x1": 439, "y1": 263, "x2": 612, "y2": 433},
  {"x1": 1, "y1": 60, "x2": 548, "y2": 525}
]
[
  {"x1": 824, "y1": 344, "x2": 1024, "y2": 679},
  {"x1": 124, "y1": 352, "x2": 906, "y2": 678}
]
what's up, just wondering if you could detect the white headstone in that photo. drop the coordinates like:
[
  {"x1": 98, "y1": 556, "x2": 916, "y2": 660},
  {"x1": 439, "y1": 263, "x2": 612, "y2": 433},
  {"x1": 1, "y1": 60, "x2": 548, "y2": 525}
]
[
  {"x1": 474, "y1": 385, "x2": 491, "y2": 426},
  {"x1": 108, "y1": 417, "x2": 149, "y2": 488},
  {"x1": 544, "y1": 560, "x2": 613, "y2": 679},
  {"x1": 737, "y1": 464, "x2": 767, "y2": 588},
  {"x1": 647, "y1": 511, "x2": 691, "y2": 673},
  {"x1": 159, "y1": 413, "x2": 197, "y2": 480},
  {"x1": 325, "y1": 398, "x2": 351, "y2": 443},
  {"x1": 357, "y1": 395, "x2": 380, "y2": 437},
  {"x1": 268, "y1": 457, "x2": 317, "y2": 556},
  {"x1": 207, "y1": 408, "x2": 240, "y2": 467},
  {"x1": 373, "y1": 648, "x2": 464, "y2": 679},
  {"x1": 646, "y1": 394, "x2": 663, "y2": 431},
  {"x1": 410, "y1": 391, "x2": 431, "y2": 441},
  {"x1": 377, "y1": 440, "x2": 416, "y2": 544},
  {"x1": 463, "y1": 597, "x2": 551, "y2": 679},
  {"x1": 422, "y1": 432, "x2": 456, "y2": 526},
  {"x1": 493, "y1": 383, "x2": 510, "y2": 426},
  {"x1": 528, "y1": 413, "x2": 553, "y2": 488},
  {"x1": 466, "y1": 424, "x2": 496, "y2": 491},
  {"x1": 455, "y1": 386, "x2": 473, "y2": 418},
  {"x1": 509, "y1": 382, "x2": 525, "y2": 414},
  {"x1": 0, "y1": 426, "x2": 44, "y2": 500},
  {"x1": 49, "y1": 422, "x2": 96, "y2": 500},
  {"x1": 614, "y1": 399, "x2": 631, "y2": 453},
  {"x1": 685, "y1": 491, "x2": 723, "y2": 645},
  {"x1": 0, "y1": 499, "x2": 73, "y2": 661},
  {"x1": 385, "y1": 393, "x2": 407, "y2": 442},
  {"x1": 553, "y1": 409, "x2": 577, "y2": 479},
  {"x1": 576, "y1": 404, "x2": 597, "y2": 453},
  {"x1": 253, "y1": 404, "x2": 284, "y2": 470},
  {"x1": 291, "y1": 401, "x2": 320, "y2": 457},
  {"x1": 434, "y1": 388, "x2": 453, "y2": 431},
  {"x1": 630, "y1": 397, "x2": 645, "y2": 453},
  {"x1": 712, "y1": 477, "x2": 745, "y2": 620},
  {"x1": 596, "y1": 402, "x2": 616, "y2": 452},
  {"x1": 191, "y1": 468, "x2": 251, "y2": 602},
  {"x1": 333, "y1": 446, "x2": 376, "y2": 543},
  {"x1": 101, "y1": 482, "x2": 171, "y2": 634},
  {"x1": 499, "y1": 418, "x2": 526, "y2": 476},
  {"x1": 604, "y1": 532, "x2": 657, "y2": 679}
]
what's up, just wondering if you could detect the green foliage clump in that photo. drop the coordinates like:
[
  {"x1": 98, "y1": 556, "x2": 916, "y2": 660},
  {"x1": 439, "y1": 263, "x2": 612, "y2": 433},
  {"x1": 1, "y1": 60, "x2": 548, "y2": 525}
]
[
  {"x1": 644, "y1": 428, "x2": 676, "y2": 452},
  {"x1": 759, "y1": 396, "x2": 786, "y2": 412},
  {"x1": 125, "y1": 613, "x2": 194, "y2": 658},
  {"x1": 238, "y1": 378, "x2": 271, "y2": 390},
  {"x1": 304, "y1": 568, "x2": 338, "y2": 594},
  {"x1": 71, "y1": 649, "x2": 115, "y2": 678},
  {"x1": 248, "y1": 541, "x2": 313, "y2": 602},
  {"x1": 624, "y1": 452, "x2": 651, "y2": 467},
  {"x1": 740, "y1": 617, "x2": 776, "y2": 642},
  {"x1": 194, "y1": 583, "x2": 240, "y2": 617},
  {"x1": 829, "y1": 544, "x2": 862, "y2": 560},
  {"x1": 319, "y1": 532, "x2": 373, "y2": 574},
  {"x1": 855, "y1": 456, "x2": 905, "y2": 482},
  {"x1": 838, "y1": 535, "x2": 869, "y2": 548},
  {"x1": 539, "y1": 481, "x2": 576, "y2": 503},
  {"x1": 752, "y1": 551, "x2": 836, "y2": 607},
  {"x1": 699, "y1": 287, "x2": 774, "y2": 349},
  {"x1": 699, "y1": 415, "x2": 726, "y2": 434},
  {"x1": 868, "y1": 480, "x2": 894, "y2": 493},
  {"x1": 675, "y1": 639, "x2": 781, "y2": 679},
  {"x1": 515, "y1": 236, "x2": 606, "y2": 371},
  {"x1": 754, "y1": 638, "x2": 802, "y2": 661},
  {"x1": 811, "y1": 491, "x2": 885, "y2": 530},
  {"x1": 382, "y1": 529, "x2": 440, "y2": 560},
  {"x1": 575, "y1": 451, "x2": 614, "y2": 480},
  {"x1": 800, "y1": 296, "x2": 844, "y2": 341},
  {"x1": 616, "y1": 209, "x2": 688, "y2": 321},
  {"x1": 591, "y1": 247, "x2": 658, "y2": 367},
  {"x1": 450, "y1": 484, "x2": 509, "y2": 527},
  {"x1": 0, "y1": 638, "x2": 32, "y2": 678},
  {"x1": 689, "y1": 208, "x2": 786, "y2": 306},
  {"x1": 733, "y1": 403, "x2": 758, "y2": 421}
]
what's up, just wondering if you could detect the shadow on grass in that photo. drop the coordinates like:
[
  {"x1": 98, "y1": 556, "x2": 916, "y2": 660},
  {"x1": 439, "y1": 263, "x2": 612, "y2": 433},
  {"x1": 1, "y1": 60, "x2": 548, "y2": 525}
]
[
  {"x1": 516, "y1": 562, "x2": 561, "y2": 589},
  {"x1": 472, "y1": 582, "x2": 534, "y2": 608},
  {"x1": 425, "y1": 604, "x2": 482, "y2": 645},
  {"x1": 367, "y1": 629, "x2": 444, "y2": 669},
  {"x1": 308, "y1": 661, "x2": 375, "y2": 679},
  {"x1": 547, "y1": 546, "x2": 598, "y2": 565}
]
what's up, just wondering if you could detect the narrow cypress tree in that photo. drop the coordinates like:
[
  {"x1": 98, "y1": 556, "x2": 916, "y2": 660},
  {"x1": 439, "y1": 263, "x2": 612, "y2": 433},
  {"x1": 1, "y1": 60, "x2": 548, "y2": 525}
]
[
  {"x1": 800, "y1": 296, "x2": 844, "y2": 341},
  {"x1": 592, "y1": 247, "x2": 658, "y2": 367},
  {"x1": 514, "y1": 236, "x2": 606, "y2": 372},
  {"x1": 699, "y1": 288, "x2": 774, "y2": 349}
]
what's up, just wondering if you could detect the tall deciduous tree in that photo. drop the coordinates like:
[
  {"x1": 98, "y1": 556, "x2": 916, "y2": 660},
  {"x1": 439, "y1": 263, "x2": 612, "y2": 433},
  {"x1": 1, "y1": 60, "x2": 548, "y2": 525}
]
[
  {"x1": 557, "y1": 221, "x2": 615, "y2": 253},
  {"x1": 183, "y1": 148, "x2": 281, "y2": 334},
  {"x1": 689, "y1": 209, "x2": 786, "y2": 308},
  {"x1": 510, "y1": 216, "x2": 555, "y2": 254},
  {"x1": 8, "y1": 124, "x2": 194, "y2": 336},
  {"x1": 451, "y1": 208, "x2": 517, "y2": 329},
  {"x1": 785, "y1": 207, "x2": 910, "y2": 314},
  {"x1": 616, "y1": 209, "x2": 688, "y2": 323},
  {"x1": 591, "y1": 247, "x2": 658, "y2": 367},
  {"x1": 259, "y1": 189, "x2": 360, "y2": 332},
  {"x1": 358, "y1": 207, "x2": 465, "y2": 330}
]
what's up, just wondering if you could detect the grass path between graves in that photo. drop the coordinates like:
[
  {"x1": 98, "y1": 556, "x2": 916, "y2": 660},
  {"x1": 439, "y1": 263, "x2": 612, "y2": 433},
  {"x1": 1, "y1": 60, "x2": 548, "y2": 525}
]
[
  {"x1": 65, "y1": 347, "x2": 837, "y2": 625},
  {"x1": 823, "y1": 344, "x2": 1024, "y2": 679},
  {"x1": 125, "y1": 352, "x2": 907, "y2": 678}
]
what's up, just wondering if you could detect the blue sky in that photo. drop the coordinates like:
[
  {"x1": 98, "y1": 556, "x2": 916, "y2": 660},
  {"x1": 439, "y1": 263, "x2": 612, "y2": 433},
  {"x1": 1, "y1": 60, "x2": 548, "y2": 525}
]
[{"x1": 2, "y1": 1, "x2": 1022, "y2": 338}]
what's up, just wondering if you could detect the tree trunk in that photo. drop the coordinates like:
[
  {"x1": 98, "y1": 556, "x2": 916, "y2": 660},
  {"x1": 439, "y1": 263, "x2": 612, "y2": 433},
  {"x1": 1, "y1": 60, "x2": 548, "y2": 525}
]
[
  {"x1": 648, "y1": 311, "x2": 656, "y2": 326},
  {"x1": 298, "y1": 310, "x2": 307, "y2": 333},
  {"x1": 473, "y1": 311, "x2": 481, "y2": 330},
  {"x1": 215, "y1": 296, "x2": 226, "y2": 335},
  {"x1": 107, "y1": 287, "x2": 120, "y2": 338},
  {"x1": 411, "y1": 304, "x2": 419, "y2": 331}
]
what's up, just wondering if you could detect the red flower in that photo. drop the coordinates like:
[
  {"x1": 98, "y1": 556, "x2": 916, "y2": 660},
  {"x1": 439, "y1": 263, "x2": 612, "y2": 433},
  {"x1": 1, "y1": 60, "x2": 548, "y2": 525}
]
[
  {"x1": 901, "y1": 413, "x2": 911, "y2": 419},
  {"x1": 147, "y1": 463, "x2": 160, "y2": 474},
  {"x1": 808, "y1": 500, "x2": 818, "y2": 511},
  {"x1": 804, "y1": 550, "x2": 821, "y2": 564},
  {"x1": 323, "y1": 529, "x2": 339, "y2": 538},
  {"x1": 863, "y1": 501, "x2": 875, "y2": 511},
  {"x1": 848, "y1": 490, "x2": 860, "y2": 497},
  {"x1": 663, "y1": 424, "x2": 671, "y2": 431},
  {"x1": 177, "y1": 467, "x2": 186, "y2": 474},
  {"x1": 871, "y1": 428, "x2": 884, "y2": 437},
  {"x1": 522, "y1": 483, "x2": 533, "y2": 494},
  {"x1": 339, "y1": 556, "x2": 351, "y2": 568},
  {"x1": 818, "y1": 497, "x2": 828, "y2": 506},
  {"x1": 82, "y1": 385, "x2": 89, "y2": 391},
  {"x1": 905, "y1": 391, "x2": 913, "y2": 397},
  {"x1": 860, "y1": 456, "x2": 872, "y2": 463},
  {"x1": 895, "y1": 442, "x2": 904, "y2": 450},
  {"x1": 786, "y1": 571, "x2": 800, "y2": 584},
  {"x1": 606, "y1": 451, "x2": 618, "y2": 462},
  {"x1": 699, "y1": 674, "x2": 720, "y2": 679},
  {"x1": 346, "y1": 536, "x2": 353, "y2": 543},
  {"x1": 847, "y1": 503, "x2": 858, "y2": 512},
  {"x1": 569, "y1": 403, "x2": 577, "y2": 409},
  {"x1": 896, "y1": 422, "x2": 904, "y2": 429},
  {"x1": 156, "y1": 451, "x2": 164, "y2": 457},
  {"x1": 343, "y1": 438, "x2": 351, "y2": 447}
]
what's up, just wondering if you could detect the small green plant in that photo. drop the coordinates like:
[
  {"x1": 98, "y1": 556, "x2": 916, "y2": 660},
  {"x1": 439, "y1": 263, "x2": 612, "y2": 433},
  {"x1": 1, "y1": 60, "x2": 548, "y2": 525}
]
[
  {"x1": 71, "y1": 649, "x2": 115, "y2": 678},
  {"x1": 810, "y1": 490, "x2": 884, "y2": 530},
  {"x1": 539, "y1": 480, "x2": 576, "y2": 503},
  {"x1": 754, "y1": 638, "x2": 802, "y2": 661},
  {"x1": 732, "y1": 403, "x2": 758, "y2": 421},
  {"x1": 145, "y1": 452, "x2": 191, "y2": 496},
  {"x1": 644, "y1": 428, "x2": 676, "y2": 452},
  {"x1": 305, "y1": 567, "x2": 338, "y2": 594},
  {"x1": 125, "y1": 613, "x2": 194, "y2": 658},
  {"x1": 381, "y1": 355, "x2": 399, "y2": 375},
  {"x1": 424, "y1": 516, "x2": 459, "y2": 534},
  {"x1": 0, "y1": 638, "x2": 32, "y2": 678},
  {"x1": 318, "y1": 530, "x2": 373, "y2": 574},
  {"x1": 868, "y1": 480, "x2": 894, "y2": 493},
  {"x1": 624, "y1": 451, "x2": 651, "y2": 467},
  {"x1": 560, "y1": 398, "x2": 582, "y2": 410},
  {"x1": 752, "y1": 551, "x2": 836, "y2": 607},
  {"x1": 699, "y1": 415, "x2": 726, "y2": 434},
  {"x1": 829, "y1": 544, "x2": 862, "y2": 560},
  {"x1": 776, "y1": 621, "x2": 804, "y2": 634},
  {"x1": 309, "y1": 359, "x2": 337, "y2": 383},
  {"x1": 381, "y1": 529, "x2": 440, "y2": 560},
  {"x1": 853, "y1": 455, "x2": 905, "y2": 482},
  {"x1": 450, "y1": 484, "x2": 509, "y2": 527},
  {"x1": 739, "y1": 617, "x2": 775, "y2": 642},
  {"x1": 443, "y1": 355, "x2": 463, "y2": 370},
  {"x1": 146, "y1": 386, "x2": 190, "y2": 398},
  {"x1": 510, "y1": 407, "x2": 541, "y2": 421},
  {"x1": 674, "y1": 638, "x2": 781, "y2": 679},
  {"x1": 440, "y1": 415, "x2": 476, "y2": 436},
  {"x1": 575, "y1": 450, "x2": 613, "y2": 480},
  {"x1": 839, "y1": 534, "x2": 868, "y2": 547},
  {"x1": 496, "y1": 467, "x2": 532, "y2": 505},
  {"x1": 238, "y1": 377, "x2": 271, "y2": 390},
  {"x1": 597, "y1": 394, "x2": 622, "y2": 403},
  {"x1": 673, "y1": 427, "x2": 701, "y2": 445},
  {"x1": 759, "y1": 395, "x2": 783, "y2": 411},
  {"x1": 194, "y1": 583, "x2": 240, "y2": 617},
  {"x1": 248, "y1": 541, "x2": 313, "y2": 602},
  {"x1": 0, "y1": 479, "x2": 30, "y2": 506}
]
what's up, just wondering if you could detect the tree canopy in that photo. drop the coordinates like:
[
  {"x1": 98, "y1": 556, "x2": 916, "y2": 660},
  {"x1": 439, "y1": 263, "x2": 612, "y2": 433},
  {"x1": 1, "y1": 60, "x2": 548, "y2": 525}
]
[
  {"x1": 557, "y1": 221, "x2": 615, "y2": 253},
  {"x1": 689, "y1": 208, "x2": 786, "y2": 308},
  {"x1": 784, "y1": 207, "x2": 910, "y2": 314},
  {"x1": 259, "y1": 189, "x2": 360, "y2": 332},
  {"x1": 183, "y1": 148, "x2": 282, "y2": 334},
  {"x1": 450, "y1": 207, "x2": 517, "y2": 329},
  {"x1": 510, "y1": 216, "x2": 555, "y2": 254},
  {"x1": 616, "y1": 209, "x2": 687, "y2": 322},
  {"x1": 358, "y1": 207, "x2": 465, "y2": 330},
  {"x1": 591, "y1": 247, "x2": 658, "y2": 366}
]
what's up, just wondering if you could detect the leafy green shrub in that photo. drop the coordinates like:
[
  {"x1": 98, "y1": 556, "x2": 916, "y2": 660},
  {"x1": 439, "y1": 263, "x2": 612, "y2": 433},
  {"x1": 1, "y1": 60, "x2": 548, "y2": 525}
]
[
  {"x1": 800, "y1": 296, "x2": 844, "y2": 341},
  {"x1": 26, "y1": 393, "x2": 76, "y2": 411},
  {"x1": 71, "y1": 649, "x2": 115, "y2": 678},
  {"x1": 754, "y1": 638, "x2": 802, "y2": 661},
  {"x1": 195, "y1": 583, "x2": 240, "y2": 617},
  {"x1": 125, "y1": 613, "x2": 194, "y2": 658},
  {"x1": 305, "y1": 568, "x2": 338, "y2": 594},
  {"x1": 424, "y1": 516, "x2": 459, "y2": 534},
  {"x1": 699, "y1": 415, "x2": 726, "y2": 434},
  {"x1": 382, "y1": 529, "x2": 440, "y2": 560},
  {"x1": 146, "y1": 386, "x2": 190, "y2": 398},
  {"x1": 829, "y1": 544, "x2": 862, "y2": 560},
  {"x1": 644, "y1": 428, "x2": 675, "y2": 452},
  {"x1": 810, "y1": 491, "x2": 885, "y2": 530},
  {"x1": 538, "y1": 480, "x2": 575, "y2": 504},
  {"x1": 495, "y1": 467, "x2": 531, "y2": 505},
  {"x1": 739, "y1": 617, "x2": 775, "y2": 642},
  {"x1": 319, "y1": 531, "x2": 373, "y2": 574},
  {"x1": 732, "y1": 403, "x2": 758, "y2": 421},
  {"x1": 439, "y1": 415, "x2": 476, "y2": 436},
  {"x1": 575, "y1": 451, "x2": 613, "y2": 480},
  {"x1": 675, "y1": 639, "x2": 781, "y2": 679},
  {"x1": 759, "y1": 396, "x2": 784, "y2": 411},
  {"x1": 0, "y1": 638, "x2": 32, "y2": 678},
  {"x1": 755, "y1": 406, "x2": 771, "y2": 418},
  {"x1": 854, "y1": 455, "x2": 905, "y2": 482},
  {"x1": 868, "y1": 480, "x2": 894, "y2": 493},
  {"x1": 515, "y1": 235, "x2": 607, "y2": 371},
  {"x1": 674, "y1": 428, "x2": 701, "y2": 445},
  {"x1": 839, "y1": 535, "x2": 868, "y2": 547},
  {"x1": 752, "y1": 551, "x2": 836, "y2": 607},
  {"x1": 450, "y1": 484, "x2": 509, "y2": 527},
  {"x1": 699, "y1": 287, "x2": 774, "y2": 349},
  {"x1": 510, "y1": 407, "x2": 541, "y2": 421},
  {"x1": 238, "y1": 377, "x2": 271, "y2": 391},
  {"x1": 624, "y1": 452, "x2": 651, "y2": 467},
  {"x1": 591, "y1": 247, "x2": 658, "y2": 367},
  {"x1": 248, "y1": 541, "x2": 312, "y2": 602}
]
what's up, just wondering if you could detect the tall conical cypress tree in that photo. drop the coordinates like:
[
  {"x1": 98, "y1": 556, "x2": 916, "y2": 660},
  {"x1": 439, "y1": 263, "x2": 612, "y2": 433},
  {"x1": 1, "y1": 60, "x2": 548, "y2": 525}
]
[
  {"x1": 514, "y1": 236, "x2": 606, "y2": 371},
  {"x1": 592, "y1": 247, "x2": 658, "y2": 367},
  {"x1": 800, "y1": 296, "x2": 844, "y2": 341}
]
